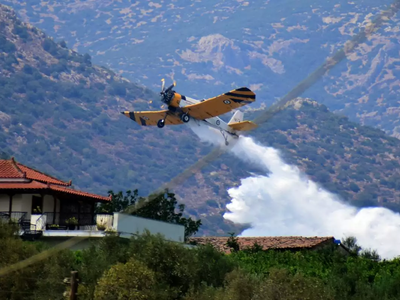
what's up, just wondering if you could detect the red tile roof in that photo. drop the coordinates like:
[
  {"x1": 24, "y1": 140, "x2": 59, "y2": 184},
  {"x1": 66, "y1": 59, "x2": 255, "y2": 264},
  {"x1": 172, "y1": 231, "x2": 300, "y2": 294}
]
[
  {"x1": 0, "y1": 159, "x2": 25, "y2": 178},
  {"x1": 189, "y1": 236, "x2": 335, "y2": 253},
  {"x1": 50, "y1": 185, "x2": 111, "y2": 201},
  {"x1": 0, "y1": 158, "x2": 70, "y2": 186},
  {"x1": 0, "y1": 181, "x2": 48, "y2": 189},
  {"x1": 17, "y1": 162, "x2": 71, "y2": 186},
  {"x1": 0, "y1": 158, "x2": 111, "y2": 202}
]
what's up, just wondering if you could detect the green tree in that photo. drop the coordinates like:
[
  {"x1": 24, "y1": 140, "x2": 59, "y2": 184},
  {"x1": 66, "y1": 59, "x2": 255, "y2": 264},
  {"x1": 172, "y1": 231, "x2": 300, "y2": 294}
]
[
  {"x1": 349, "y1": 182, "x2": 360, "y2": 193},
  {"x1": 128, "y1": 231, "x2": 235, "y2": 298},
  {"x1": 217, "y1": 268, "x2": 261, "y2": 300},
  {"x1": 133, "y1": 190, "x2": 202, "y2": 240},
  {"x1": 255, "y1": 268, "x2": 334, "y2": 300},
  {"x1": 96, "y1": 189, "x2": 138, "y2": 214},
  {"x1": 226, "y1": 232, "x2": 240, "y2": 253},
  {"x1": 94, "y1": 258, "x2": 163, "y2": 300},
  {"x1": 77, "y1": 232, "x2": 235, "y2": 299},
  {"x1": 341, "y1": 236, "x2": 362, "y2": 256},
  {"x1": 360, "y1": 248, "x2": 381, "y2": 261},
  {"x1": 0, "y1": 35, "x2": 16, "y2": 52},
  {"x1": 0, "y1": 222, "x2": 74, "y2": 299},
  {"x1": 76, "y1": 235, "x2": 131, "y2": 299},
  {"x1": 100, "y1": 189, "x2": 202, "y2": 240}
]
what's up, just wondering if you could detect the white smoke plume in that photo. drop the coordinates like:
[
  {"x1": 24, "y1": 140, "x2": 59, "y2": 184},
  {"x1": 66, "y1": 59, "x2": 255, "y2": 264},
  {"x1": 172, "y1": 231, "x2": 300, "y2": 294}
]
[{"x1": 188, "y1": 120, "x2": 400, "y2": 259}]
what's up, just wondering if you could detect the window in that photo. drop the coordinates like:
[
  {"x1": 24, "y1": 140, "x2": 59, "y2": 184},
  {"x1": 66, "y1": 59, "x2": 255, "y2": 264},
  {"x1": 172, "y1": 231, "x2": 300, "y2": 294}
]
[{"x1": 31, "y1": 195, "x2": 43, "y2": 214}]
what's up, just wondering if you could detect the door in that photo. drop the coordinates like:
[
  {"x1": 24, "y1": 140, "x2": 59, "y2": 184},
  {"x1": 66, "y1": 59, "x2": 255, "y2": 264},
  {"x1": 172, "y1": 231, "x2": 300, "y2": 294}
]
[{"x1": 31, "y1": 195, "x2": 43, "y2": 214}]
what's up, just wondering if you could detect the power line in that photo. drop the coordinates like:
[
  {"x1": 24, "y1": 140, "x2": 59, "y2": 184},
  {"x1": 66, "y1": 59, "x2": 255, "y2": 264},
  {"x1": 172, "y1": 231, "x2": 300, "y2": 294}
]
[
  {"x1": 149, "y1": 0, "x2": 400, "y2": 198},
  {"x1": 0, "y1": 0, "x2": 398, "y2": 280}
]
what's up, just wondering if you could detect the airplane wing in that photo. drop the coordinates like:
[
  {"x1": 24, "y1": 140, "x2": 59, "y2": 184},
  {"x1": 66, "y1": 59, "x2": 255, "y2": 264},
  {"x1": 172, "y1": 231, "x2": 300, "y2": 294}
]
[
  {"x1": 122, "y1": 110, "x2": 183, "y2": 126},
  {"x1": 181, "y1": 87, "x2": 256, "y2": 120}
]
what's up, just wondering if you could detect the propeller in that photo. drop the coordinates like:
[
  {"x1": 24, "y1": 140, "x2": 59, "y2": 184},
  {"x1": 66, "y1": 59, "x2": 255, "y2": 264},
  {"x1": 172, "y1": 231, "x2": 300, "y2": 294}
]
[
  {"x1": 160, "y1": 78, "x2": 176, "y2": 105},
  {"x1": 161, "y1": 78, "x2": 165, "y2": 93}
]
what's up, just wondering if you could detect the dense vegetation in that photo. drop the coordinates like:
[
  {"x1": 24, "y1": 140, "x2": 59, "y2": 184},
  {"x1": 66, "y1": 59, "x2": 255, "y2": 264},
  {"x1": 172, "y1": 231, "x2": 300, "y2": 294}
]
[{"x1": 1, "y1": 221, "x2": 400, "y2": 300}]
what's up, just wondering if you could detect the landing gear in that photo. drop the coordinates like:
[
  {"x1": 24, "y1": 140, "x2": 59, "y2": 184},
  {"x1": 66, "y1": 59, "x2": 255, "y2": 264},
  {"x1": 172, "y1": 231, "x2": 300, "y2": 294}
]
[
  {"x1": 180, "y1": 113, "x2": 190, "y2": 123},
  {"x1": 157, "y1": 119, "x2": 165, "y2": 128},
  {"x1": 158, "y1": 112, "x2": 169, "y2": 128},
  {"x1": 220, "y1": 130, "x2": 229, "y2": 146}
]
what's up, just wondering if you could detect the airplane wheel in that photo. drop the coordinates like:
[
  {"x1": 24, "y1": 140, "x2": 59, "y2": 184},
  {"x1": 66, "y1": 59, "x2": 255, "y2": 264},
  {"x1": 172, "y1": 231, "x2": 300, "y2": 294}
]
[
  {"x1": 157, "y1": 119, "x2": 165, "y2": 128},
  {"x1": 225, "y1": 141, "x2": 229, "y2": 146},
  {"x1": 181, "y1": 113, "x2": 190, "y2": 123}
]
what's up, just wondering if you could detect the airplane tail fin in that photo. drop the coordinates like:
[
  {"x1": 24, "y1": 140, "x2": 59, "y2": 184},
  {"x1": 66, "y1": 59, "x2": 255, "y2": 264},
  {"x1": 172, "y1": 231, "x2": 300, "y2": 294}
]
[
  {"x1": 228, "y1": 111, "x2": 258, "y2": 132},
  {"x1": 229, "y1": 110, "x2": 244, "y2": 124}
]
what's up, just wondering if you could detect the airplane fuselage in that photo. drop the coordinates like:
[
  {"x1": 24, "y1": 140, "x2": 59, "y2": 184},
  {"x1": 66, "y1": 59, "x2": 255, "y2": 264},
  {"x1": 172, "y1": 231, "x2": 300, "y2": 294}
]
[{"x1": 178, "y1": 95, "x2": 239, "y2": 139}]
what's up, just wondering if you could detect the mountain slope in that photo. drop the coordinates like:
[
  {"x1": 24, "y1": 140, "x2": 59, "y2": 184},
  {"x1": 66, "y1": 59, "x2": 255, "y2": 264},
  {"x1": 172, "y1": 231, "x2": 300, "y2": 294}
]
[
  {"x1": 0, "y1": 4, "x2": 211, "y2": 196},
  {"x1": 4, "y1": 0, "x2": 400, "y2": 136},
  {"x1": 2, "y1": 4, "x2": 400, "y2": 237},
  {"x1": 0, "y1": 3, "x2": 249, "y2": 235}
]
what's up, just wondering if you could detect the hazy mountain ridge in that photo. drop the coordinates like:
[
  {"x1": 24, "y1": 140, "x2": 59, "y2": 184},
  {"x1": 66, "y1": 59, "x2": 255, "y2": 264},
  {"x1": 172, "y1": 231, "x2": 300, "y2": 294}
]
[
  {"x1": 2, "y1": 3, "x2": 400, "y2": 236},
  {"x1": 3, "y1": 0, "x2": 400, "y2": 136}
]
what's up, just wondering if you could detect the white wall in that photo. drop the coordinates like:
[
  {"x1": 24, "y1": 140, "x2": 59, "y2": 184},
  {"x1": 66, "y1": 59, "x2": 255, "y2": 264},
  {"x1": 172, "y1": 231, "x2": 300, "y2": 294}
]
[
  {"x1": 10, "y1": 194, "x2": 24, "y2": 212},
  {"x1": 113, "y1": 213, "x2": 185, "y2": 243},
  {"x1": 0, "y1": 194, "x2": 9, "y2": 211},
  {"x1": 31, "y1": 214, "x2": 47, "y2": 230},
  {"x1": 96, "y1": 214, "x2": 114, "y2": 229}
]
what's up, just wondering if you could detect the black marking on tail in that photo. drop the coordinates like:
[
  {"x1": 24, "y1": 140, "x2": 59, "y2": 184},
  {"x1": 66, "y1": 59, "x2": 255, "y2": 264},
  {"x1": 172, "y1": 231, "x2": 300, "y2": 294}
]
[
  {"x1": 235, "y1": 87, "x2": 252, "y2": 92},
  {"x1": 225, "y1": 92, "x2": 255, "y2": 99},
  {"x1": 230, "y1": 98, "x2": 253, "y2": 104}
]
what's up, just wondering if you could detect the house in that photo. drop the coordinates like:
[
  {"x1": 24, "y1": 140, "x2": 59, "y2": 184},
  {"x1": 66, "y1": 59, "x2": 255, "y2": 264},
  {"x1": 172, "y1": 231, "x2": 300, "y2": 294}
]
[
  {"x1": 0, "y1": 158, "x2": 185, "y2": 247},
  {"x1": 188, "y1": 236, "x2": 349, "y2": 254}
]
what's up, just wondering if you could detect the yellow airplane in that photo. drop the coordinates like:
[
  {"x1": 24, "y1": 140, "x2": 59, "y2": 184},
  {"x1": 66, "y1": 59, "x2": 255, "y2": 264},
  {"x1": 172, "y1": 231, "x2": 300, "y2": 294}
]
[{"x1": 122, "y1": 79, "x2": 258, "y2": 145}]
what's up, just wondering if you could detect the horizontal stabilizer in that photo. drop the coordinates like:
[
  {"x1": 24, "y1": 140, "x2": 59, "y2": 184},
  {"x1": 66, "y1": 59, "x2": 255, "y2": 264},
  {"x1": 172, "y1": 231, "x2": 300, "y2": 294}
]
[{"x1": 228, "y1": 120, "x2": 258, "y2": 131}]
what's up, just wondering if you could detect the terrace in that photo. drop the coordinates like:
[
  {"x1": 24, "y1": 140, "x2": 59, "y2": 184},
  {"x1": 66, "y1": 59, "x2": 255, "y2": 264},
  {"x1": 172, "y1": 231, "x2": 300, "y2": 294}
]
[
  {"x1": 0, "y1": 158, "x2": 185, "y2": 244},
  {"x1": 0, "y1": 157, "x2": 111, "y2": 237}
]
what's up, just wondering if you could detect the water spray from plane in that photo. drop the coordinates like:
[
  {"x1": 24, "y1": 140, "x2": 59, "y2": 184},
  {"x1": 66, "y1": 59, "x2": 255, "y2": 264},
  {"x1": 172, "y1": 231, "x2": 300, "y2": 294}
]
[{"x1": 189, "y1": 120, "x2": 400, "y2": 259}]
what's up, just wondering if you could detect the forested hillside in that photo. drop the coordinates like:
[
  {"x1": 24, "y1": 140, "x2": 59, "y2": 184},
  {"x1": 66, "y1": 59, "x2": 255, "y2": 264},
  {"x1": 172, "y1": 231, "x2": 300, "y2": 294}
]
[
  {"x1": 0, "y1": 3, "x2": 210, "y2": 194},
  {"x1": 2, "y1": 4, "x2": 400, "y2": 236}
]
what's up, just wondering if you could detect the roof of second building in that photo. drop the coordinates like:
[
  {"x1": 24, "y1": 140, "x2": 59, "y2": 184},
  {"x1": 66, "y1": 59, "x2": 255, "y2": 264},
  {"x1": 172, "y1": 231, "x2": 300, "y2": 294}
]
[{"x1": 189, "y1": 236, "x2": 335, "y2": 253}]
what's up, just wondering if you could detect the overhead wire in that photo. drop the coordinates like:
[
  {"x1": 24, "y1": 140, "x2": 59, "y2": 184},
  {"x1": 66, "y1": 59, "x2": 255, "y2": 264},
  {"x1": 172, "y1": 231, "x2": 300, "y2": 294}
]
[
  {"x1": 152, "y1": 0, "x2": 400, "y2": 194},
  {"x1": 0, "y1": 0, "x2": 399, "y2": 278}
]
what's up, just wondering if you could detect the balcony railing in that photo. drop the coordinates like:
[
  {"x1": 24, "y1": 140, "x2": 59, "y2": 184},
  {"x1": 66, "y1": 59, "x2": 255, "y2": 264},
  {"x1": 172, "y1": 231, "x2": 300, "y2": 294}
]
[
  {"x1": 1, "y1": 211, "x2": 114, "y2": 232},
  {"x1": 0, "y1": 211, "x2": 28, "y2": 223},
  {"x1": 42, "y1": 212, "x2": 113, "y2": 230}
]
